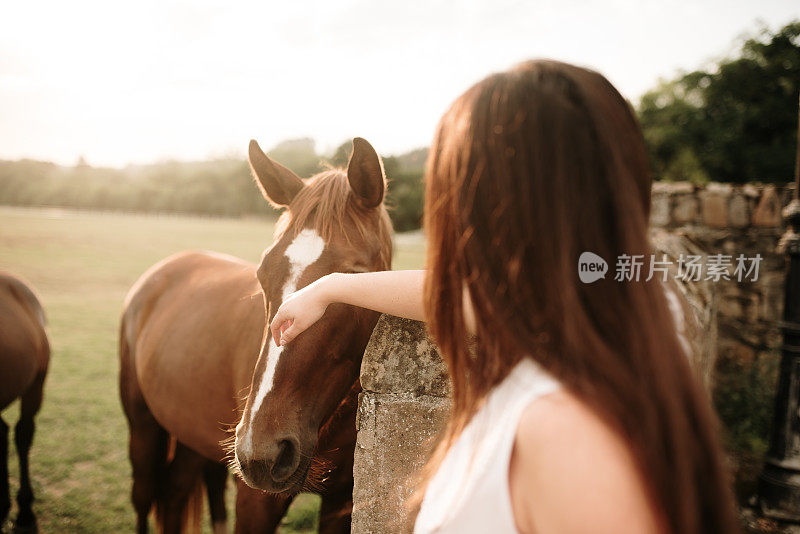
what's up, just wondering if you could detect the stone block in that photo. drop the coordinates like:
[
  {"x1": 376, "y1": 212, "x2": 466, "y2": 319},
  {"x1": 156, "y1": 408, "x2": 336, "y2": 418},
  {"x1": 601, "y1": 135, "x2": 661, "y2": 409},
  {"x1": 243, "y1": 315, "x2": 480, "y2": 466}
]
[
  {"x1": 652, "y1": 181, "x2": 694, "y2": 194},
  {"x1": 759, "y1": 272, "x2": 785, "y2": 325},
  {"x1": 742, "y1": 184, "x2": 760, "y2": 198},
  {"x1": 728, "y1": 194, "x2": 749, "y2": 228},
  {"x1": 753, "y1": 186, "x2": 782, "y2": 227},
  {"x1": 352, "y1": 393, "x2": 450, "y2": 534},
  {"x1": 706, "y1": 182, "x2": 734, "y2": 195},
  {"x1": 360, "y1": 315, "x2": 450, "y2": 397},
  {"x1": 700, "y1": 191, "x2": 728, "y2": 228},
  {"x1": 673, "y1": 194, "x2": 699, "y2": 224},
  {"x1": 650, "y1": 192, "x2": 670, "y2": 227},
  {"x1": 651, "y1": 182, "x2": 670, "y2": 193},
  {"x1": 717, "y1": 293, "x2": 744, "y2": 321}
]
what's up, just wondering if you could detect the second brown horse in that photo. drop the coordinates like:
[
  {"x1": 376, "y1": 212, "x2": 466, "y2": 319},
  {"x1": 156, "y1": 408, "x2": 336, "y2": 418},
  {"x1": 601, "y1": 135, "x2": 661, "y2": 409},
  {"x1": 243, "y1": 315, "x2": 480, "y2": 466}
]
[
  {"x1": 119, "y1": 137, "x2": 392, "y2": 533},
  {"x1": 0, "y1": 272, "x2": 49, "y2": 534}
]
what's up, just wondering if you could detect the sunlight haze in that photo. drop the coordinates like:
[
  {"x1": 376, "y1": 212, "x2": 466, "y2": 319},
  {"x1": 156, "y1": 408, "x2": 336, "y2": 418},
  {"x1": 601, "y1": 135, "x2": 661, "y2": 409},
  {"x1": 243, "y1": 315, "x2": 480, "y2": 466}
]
[{"x1": 1, "y1": 0, "x2": 798, "y2": 167}]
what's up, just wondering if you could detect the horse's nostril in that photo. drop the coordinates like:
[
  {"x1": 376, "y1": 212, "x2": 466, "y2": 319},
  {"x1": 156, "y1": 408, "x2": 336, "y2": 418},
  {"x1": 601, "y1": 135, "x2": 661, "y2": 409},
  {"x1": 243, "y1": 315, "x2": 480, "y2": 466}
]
[
  {"x1": 271, "y1": 439, "x2": 298, "y2": 482},
  {"x1": 240, "y1": 458, "x2": 271, "y2": 483}
]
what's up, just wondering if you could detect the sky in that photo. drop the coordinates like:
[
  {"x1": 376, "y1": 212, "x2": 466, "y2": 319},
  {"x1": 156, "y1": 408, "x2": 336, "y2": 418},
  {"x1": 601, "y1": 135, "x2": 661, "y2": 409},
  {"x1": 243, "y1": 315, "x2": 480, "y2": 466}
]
[{"x1": 1, "y1": 0, "x2": 798, "y2": 167}]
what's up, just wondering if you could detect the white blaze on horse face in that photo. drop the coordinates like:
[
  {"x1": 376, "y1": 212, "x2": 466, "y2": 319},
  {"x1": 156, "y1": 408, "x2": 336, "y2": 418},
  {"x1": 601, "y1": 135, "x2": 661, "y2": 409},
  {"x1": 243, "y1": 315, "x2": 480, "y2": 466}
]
[
  {"x1": 281, "y1": 230, "x2": 326, "y2": 299},
  {"x1": 242, "y1": 229, "x2": 326, "y2": 454}
]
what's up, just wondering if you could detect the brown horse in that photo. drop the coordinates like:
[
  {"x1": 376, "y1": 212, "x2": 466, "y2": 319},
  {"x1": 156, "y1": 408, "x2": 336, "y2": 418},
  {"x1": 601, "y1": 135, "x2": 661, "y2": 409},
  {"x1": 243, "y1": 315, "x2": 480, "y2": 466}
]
[
  {"x1": 120, "y1": 137, "x2": 392, "y2": 533},
  {"x1": 0, "y1": 272, "x2": 49, "y2": 534}
]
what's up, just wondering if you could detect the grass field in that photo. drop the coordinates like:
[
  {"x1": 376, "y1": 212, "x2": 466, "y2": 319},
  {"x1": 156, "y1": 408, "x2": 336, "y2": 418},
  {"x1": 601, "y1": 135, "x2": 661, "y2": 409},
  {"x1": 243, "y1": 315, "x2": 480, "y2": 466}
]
[{"x1": 0, "y1": 206, "x2": 425, "y2": 533}]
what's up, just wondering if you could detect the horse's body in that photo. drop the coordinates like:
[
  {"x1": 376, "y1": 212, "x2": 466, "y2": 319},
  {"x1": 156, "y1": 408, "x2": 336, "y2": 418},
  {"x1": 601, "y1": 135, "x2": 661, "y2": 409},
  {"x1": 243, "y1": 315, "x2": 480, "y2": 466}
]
[
  {"x1": 120, "y1": 252, "x2": 359, "y2": 533},
  {"x1": 0, "y1": 272, "x2": 49, "y2": 533},
  {"x1": 121, "y1": 251, "x2": 263, "y2": 463},
  {"x1": 120, "y1": 138, "x2": 392, "y2": 533}
]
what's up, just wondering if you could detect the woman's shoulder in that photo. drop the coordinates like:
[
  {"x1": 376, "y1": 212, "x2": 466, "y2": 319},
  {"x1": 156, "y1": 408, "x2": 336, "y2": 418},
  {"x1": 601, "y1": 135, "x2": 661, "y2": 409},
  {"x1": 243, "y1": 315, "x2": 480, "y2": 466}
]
[{"x1": 509, "y1": 389, "x2": 664, "y2": 534}]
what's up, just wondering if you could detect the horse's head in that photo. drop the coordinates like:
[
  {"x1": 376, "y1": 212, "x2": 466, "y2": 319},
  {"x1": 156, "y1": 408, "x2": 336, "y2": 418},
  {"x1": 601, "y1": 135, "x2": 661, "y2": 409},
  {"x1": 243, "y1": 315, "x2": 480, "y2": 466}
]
[{"x1": 234, "y1": 137, "x2": 392, "y2": 493}]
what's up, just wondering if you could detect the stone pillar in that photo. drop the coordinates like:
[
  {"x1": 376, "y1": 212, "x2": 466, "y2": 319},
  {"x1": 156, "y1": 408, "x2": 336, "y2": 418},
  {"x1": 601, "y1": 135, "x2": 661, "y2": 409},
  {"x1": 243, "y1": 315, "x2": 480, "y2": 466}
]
[{"x1": 351, "y1": 316, "x2": 450, "y2": 534}]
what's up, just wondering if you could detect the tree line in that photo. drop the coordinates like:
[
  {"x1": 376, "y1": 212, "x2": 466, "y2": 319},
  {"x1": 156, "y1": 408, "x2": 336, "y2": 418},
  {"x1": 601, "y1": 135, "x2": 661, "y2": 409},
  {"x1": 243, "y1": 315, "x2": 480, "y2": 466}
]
[
  {"x1": 0, "y1": 139, "x2": 428, "y2": 232},
  {"x1": 1, "y1": 20, "x2": 797, "y2": 231}
]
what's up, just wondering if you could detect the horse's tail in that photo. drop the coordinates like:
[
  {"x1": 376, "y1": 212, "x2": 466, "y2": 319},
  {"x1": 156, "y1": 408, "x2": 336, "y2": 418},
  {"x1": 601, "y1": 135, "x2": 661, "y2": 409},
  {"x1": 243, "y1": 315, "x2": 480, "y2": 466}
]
[
  {"x1": 154, "y1": 445, "x2": 205, "y2": 534},
  {"x1": 181, "y1": 480, "x2": 204, "y2": 534}
]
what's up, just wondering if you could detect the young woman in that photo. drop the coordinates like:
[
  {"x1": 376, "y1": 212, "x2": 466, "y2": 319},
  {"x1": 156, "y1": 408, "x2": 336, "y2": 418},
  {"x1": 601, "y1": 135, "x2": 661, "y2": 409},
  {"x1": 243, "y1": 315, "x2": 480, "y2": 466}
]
[{"x1": 270, "y1": 60, "x2": 739, "y2": 534}]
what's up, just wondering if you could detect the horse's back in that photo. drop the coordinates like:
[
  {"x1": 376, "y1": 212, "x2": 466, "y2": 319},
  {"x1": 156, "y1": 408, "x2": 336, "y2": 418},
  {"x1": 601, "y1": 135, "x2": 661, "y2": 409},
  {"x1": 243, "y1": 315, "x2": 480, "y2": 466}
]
[
  {"x1": 121, "y1": 250, "x2": 266, "y2": 461},
  {"x1": 0, "y1": 272, "x2": 49, "y2": 409}
]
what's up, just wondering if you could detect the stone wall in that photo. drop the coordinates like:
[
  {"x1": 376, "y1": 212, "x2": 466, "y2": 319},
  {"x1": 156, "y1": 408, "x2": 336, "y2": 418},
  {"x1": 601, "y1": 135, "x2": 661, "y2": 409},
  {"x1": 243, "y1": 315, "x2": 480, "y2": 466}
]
[
  {"x1": 650, "y1": 182, "x2": 789, "y2": 380},
  {"x1": 351, "y1": 182, "x2": 793, "y2": 533}
]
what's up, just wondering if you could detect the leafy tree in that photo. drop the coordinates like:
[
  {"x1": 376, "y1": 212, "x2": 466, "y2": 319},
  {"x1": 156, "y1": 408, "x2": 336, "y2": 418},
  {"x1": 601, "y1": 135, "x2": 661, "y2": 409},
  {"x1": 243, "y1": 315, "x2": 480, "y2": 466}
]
[
  {"x1": 382, "y1": 157, "x2": 425, "y2": 232},
  {"x1": 328, "y1": 141, "x2": 352, "y2": 169},
  {"x1": 267, "y1": 138, "x2": 323, "y2": 178},
  {"x1": 638, "y1": 21, "x2": 800, "y2": 183}
]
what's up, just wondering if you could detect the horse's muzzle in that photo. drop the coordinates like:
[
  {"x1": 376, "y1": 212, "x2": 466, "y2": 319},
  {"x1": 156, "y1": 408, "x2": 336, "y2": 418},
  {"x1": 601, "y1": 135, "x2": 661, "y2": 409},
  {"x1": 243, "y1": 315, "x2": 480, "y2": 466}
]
[{"x1": 237, "y1": 435, "x2": 307, "y2": 493}]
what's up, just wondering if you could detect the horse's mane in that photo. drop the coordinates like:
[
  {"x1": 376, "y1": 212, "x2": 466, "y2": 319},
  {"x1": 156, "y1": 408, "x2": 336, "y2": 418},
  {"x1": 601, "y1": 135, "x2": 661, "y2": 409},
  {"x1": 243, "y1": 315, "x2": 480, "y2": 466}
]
[{"x1": 274, "y1": 169, "x2": 393, "y2": 269}]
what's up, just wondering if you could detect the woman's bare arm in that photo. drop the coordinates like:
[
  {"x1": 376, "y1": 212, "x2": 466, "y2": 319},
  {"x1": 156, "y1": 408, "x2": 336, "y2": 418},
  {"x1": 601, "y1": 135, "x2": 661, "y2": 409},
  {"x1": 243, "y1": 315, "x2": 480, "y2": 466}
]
[{"x1": 269, "y1": 270, "x2": 426, "y2": 346}]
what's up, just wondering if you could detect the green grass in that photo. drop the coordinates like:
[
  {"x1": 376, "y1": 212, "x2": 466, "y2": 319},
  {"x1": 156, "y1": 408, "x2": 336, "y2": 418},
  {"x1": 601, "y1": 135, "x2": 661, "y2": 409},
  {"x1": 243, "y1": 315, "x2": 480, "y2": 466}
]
[{"x1": 0, "y1": 206, "x2": 424, "y2": 533}]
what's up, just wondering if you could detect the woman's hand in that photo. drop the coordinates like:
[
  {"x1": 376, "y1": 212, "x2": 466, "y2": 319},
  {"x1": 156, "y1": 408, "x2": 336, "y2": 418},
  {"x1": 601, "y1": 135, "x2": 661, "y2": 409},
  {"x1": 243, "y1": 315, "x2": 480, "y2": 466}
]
[
  {"x1": 270, "y1": 275, "x2": 335, "y2": 346},
  {"x1": 269, "y1": 270, "x2": 427, "y2": 347}
]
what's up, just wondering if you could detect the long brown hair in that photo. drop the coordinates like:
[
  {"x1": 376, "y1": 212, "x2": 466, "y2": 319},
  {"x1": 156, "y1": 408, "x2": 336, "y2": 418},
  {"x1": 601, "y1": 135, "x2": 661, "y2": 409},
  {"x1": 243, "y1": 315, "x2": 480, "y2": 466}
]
[{"x1": 422, "y1": 60, "x2": 739, "y2": 534}]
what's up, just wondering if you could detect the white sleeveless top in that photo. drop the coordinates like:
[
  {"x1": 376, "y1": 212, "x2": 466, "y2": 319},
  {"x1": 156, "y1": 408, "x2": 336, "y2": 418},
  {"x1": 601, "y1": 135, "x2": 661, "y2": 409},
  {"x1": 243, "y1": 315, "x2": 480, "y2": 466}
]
[
  {"x1": 414, "y1": 284, "x2": 689, "y2": 533},
  {"x1": 414, "y1": 359, "x2": 561, "y2": 534}
]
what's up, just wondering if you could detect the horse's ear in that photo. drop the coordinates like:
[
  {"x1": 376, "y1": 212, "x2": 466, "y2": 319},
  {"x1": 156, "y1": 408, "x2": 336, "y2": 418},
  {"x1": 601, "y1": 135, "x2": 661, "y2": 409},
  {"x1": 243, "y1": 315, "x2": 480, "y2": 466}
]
[
  {"x1": 248, "y1": 140, "x2": 304, "y2": 207},
  {"x1": 347, "y1": 138, "x2": 385, "y2": 209}
]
